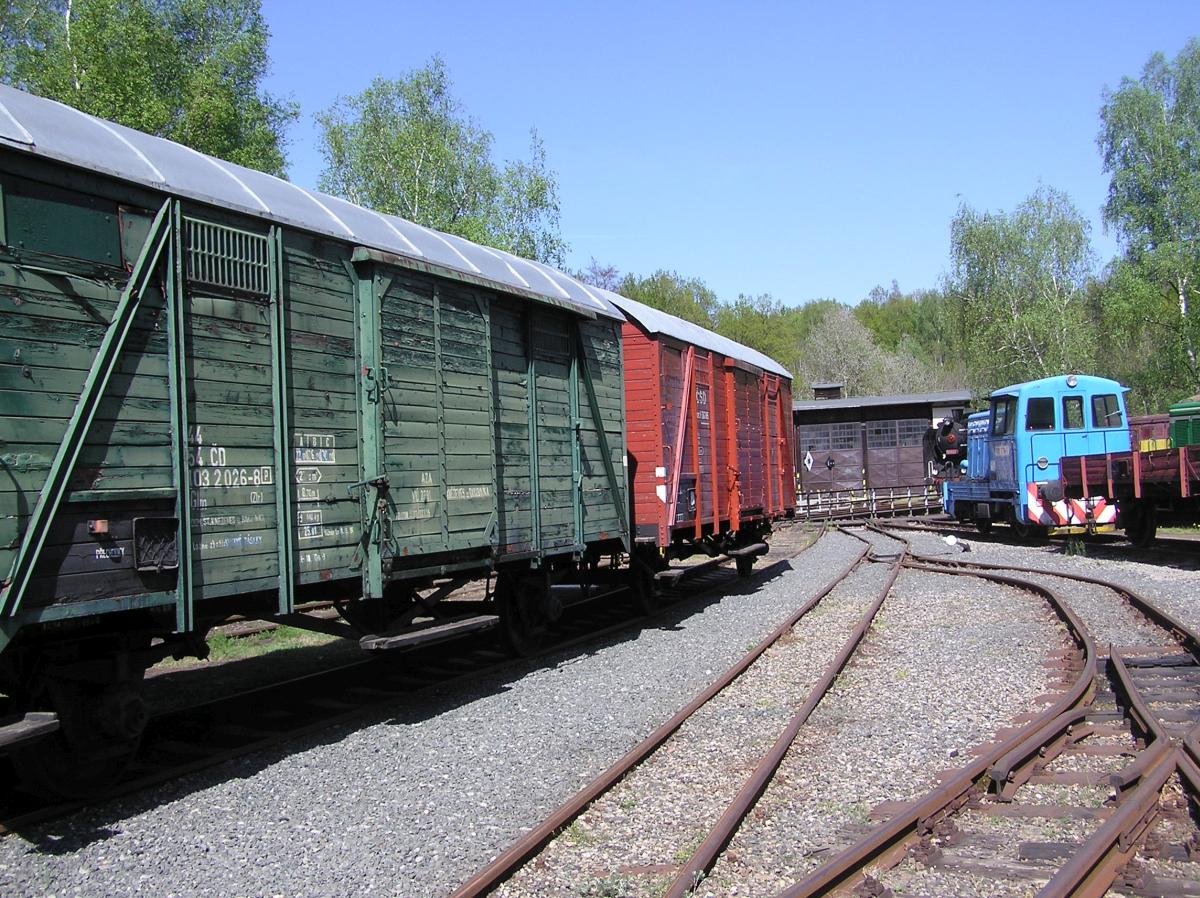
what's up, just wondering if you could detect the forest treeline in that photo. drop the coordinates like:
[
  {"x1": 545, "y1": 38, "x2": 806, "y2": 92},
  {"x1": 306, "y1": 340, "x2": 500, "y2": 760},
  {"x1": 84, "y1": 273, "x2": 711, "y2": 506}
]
[{"x1": 3, "y1": 2, "x2": 1195, "y2": 413}]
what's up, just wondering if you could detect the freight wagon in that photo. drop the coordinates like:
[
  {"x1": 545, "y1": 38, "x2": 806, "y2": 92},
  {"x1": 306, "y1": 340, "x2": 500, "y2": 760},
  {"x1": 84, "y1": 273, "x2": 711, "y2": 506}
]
[
  {"x1": 0, "y1": 86, "x2": 796, "y2": 795},
  {"x1": 611, "y1": 294, "x2": 794, "y2": 580},
  {"x1": 1060, "y1": 402, "x2": 1200, "y2": 546},
  {"x1": 0, "y1": 84, "x2": 630, "y2": 793}
]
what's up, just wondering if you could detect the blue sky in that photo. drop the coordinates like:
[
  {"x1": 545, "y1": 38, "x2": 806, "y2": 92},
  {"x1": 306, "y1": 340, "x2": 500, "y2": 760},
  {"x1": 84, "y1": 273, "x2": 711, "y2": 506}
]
[{"x1": 260, "y1": 1, "x2": 1196, "y2": 307}]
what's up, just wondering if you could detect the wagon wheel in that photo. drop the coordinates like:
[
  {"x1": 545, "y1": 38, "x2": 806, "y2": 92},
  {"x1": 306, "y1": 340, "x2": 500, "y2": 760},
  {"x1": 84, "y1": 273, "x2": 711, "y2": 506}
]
[
  {"x1": 10, "y1": 672, "x2": 147, "y2": 799},
  {"x1": 735, "y1": 554, "x2": 755, "y2": 578},
  {"x1": 1124, "y1": 501, "x2": 1158, "y2": 548},
  {"x1": 629, "y1": 557, "x2": 661, "y2": 615},
  {"x1": 496, "y1": 575, "x2": 544, "y2": 657},
  {"x1": 975, "y1": 518, "x2": 993, "y2": 535}
]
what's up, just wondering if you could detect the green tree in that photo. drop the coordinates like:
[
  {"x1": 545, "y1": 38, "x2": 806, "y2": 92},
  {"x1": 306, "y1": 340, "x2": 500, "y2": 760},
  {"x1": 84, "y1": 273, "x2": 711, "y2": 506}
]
[
  {"x1": 715, "y1": 293, "x2": 786, "y2": 354},
  {"x1": 853, "y1": 281, "x2": 914, "y2": 351},
  {"x1": 1096, "y1": 259, "x2": 1192, "y2": 412},
  {"x1": 1098, "y1": 39, "x2": 1200, "y2": 391},
  {"x1": 616, "y1": 270, "x2": 719, "y2": 327},
  {"x1": 854, "y1": 283, "x2": 960, "y2": 371},
  {"x1": 316, "y1": 58, "x2": 566, "y2": 265},
  {"x1": 946, "y1": 186, "x2": 1098, "y2": 392},
  {"x1": 0, "y1": 0, "x2": 296, "y2": 177}
]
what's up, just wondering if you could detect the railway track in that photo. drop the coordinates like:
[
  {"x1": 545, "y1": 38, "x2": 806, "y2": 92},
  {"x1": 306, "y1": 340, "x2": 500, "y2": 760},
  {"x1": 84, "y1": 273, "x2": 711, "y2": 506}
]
[
  {"x1": 774, "y1": 525, "x2": 1200, "y2": 897},
  {"x1": 0, "y1": 525, "x2": 822, "y2": 835},
  {"x1": 883, "y1": 515, "x2": 1200, "y2": 565},
  {"x1": 449, "y1": 521, "x2": 1200, "y2": 898},
  {"x1": 448, "y1": 525, "x2": 910, "y2": 898}
]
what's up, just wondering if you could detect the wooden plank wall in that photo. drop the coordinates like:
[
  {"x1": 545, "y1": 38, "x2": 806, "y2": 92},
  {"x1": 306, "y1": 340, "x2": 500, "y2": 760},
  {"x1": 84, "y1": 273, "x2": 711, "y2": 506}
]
[
  {"x1": 0, "y1": 180, "x2": 366, "y2": 608},
  {"x1": 621, "y1": 326, "x2": 665, "y2": 542},
  {"x1": 576, "y1": 317, "x2": 627, "y2": 544},
  {"x1": 2, "y1": 161, "x2": 629, "y2": 620}
]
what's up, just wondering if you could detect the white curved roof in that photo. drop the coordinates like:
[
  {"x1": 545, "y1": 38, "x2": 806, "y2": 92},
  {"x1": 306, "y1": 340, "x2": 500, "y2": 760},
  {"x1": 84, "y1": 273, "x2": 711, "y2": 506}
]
[
  {"x1": 599, "y1": 290, "x2": 792, "y2": 379},
  {"x1": 0, "y1": 84, "x2": 619, "y2": 320}
]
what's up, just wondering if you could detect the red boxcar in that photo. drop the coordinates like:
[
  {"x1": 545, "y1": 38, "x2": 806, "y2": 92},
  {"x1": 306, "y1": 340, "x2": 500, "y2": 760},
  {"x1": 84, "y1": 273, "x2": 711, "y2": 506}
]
[{"x1": 607, "y1": 295, "x2": 795, "y2": 574}]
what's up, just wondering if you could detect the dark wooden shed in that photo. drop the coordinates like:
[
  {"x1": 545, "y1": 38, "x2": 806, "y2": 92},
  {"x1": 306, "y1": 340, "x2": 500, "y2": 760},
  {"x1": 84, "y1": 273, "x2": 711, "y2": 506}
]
[{"x1": 792, "y1": 389, "x2": 970, "y2": 518}]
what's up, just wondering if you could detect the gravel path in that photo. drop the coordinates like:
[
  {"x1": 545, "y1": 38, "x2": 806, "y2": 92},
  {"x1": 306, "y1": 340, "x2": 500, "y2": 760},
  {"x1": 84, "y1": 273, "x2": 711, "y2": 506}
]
[
  {"x1": 494, "y1": 554, "x2": 892, "y2": 898},
  {"x1": 0, "y1": 527, "x2": 859, "y2": 898},
  {"x1": 701, "y1": 548, "x2": 1063, "y2": 897}
]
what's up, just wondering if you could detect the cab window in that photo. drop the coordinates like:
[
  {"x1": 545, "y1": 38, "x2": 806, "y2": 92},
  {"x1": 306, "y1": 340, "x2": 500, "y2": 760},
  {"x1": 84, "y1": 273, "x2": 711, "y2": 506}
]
[
  {"x1": 990, "y1": 396, "x2": 1017, "y2": 436},
  {"x1": 1063, "y1": 396, "x2": 1084, "y2": 429},
  {"x1": 1091, "y1": 394, "x2": 1124, "y2": 428},
  {"x1": 1026, "y1": 397, "x2": 1055, "y2": 431}
]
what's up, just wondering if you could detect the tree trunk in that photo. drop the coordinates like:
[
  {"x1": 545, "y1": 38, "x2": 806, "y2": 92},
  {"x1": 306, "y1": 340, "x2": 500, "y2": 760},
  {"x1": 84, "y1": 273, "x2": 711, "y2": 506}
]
[{"x1": 1178, "y1": 275, "x2": 1200, "y2": 390}]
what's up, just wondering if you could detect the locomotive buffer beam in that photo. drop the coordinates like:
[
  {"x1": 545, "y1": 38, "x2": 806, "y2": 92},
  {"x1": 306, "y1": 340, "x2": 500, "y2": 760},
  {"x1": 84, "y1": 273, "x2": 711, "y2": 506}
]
[
  {"x1": 359, "y1": 614, "x2": 500, "y2": 652},
  {"x1": 0, "y1": 711, "x2": 59, "y2": 754}
]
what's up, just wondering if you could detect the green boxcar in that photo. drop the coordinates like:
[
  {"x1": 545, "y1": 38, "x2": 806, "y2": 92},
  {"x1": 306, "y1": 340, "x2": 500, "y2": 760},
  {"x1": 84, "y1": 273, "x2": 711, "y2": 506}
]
[{"x1": 0, "y1": 85, "x2": 627, "y2": 794}]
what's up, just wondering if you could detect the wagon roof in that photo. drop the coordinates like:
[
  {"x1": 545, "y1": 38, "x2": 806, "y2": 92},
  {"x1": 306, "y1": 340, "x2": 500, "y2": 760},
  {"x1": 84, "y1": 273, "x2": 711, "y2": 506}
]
[
  {"x1": 792, "y1": 389, "x2": 971, "y2": 412},
  {"x1": 598, "y1": 291, "x2": 792, "y2": 379},
  {"x1": 0, "y1": 84, "x2": 621, "y2": 321}
]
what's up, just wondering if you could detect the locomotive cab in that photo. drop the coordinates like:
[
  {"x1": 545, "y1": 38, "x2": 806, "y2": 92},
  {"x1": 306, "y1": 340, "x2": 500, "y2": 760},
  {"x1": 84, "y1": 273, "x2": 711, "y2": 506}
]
[{"x1": 945, "y1": 375, "x2": 1130, "y2": 537}]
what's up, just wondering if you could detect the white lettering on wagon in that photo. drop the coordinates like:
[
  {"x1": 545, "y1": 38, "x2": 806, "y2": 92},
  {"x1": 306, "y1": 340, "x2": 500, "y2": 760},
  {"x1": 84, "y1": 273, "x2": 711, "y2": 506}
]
[
  {"x1": 395, "y1": 507, "x2": 435, "y2": 521},
  {"x1": 297, "y1": 508, "x2": 323, "y2": 542},
  {"x1": 194, "y1": 533, "x2": 265, "y2": 551},
  {"x1": 446, "y1": 486, "x2": 491, "y2": 500},
  {"x1": 196, "y1": 512, "x2": 267, "y2": 530},
  {"x1": 192, "y1": 466, "x2": 274, "y2": 489},
  {"x1": 294, "y1": 432, "x2": 337, "y2": 465},
  {"x1": 94, "y1": 546, "x2": 125, "y2": 561}
]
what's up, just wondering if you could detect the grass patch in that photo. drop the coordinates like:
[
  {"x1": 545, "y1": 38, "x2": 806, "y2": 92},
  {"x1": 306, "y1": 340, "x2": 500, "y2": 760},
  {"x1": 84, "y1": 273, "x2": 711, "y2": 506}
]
[
  {"x1": 673, "y1": 831, "x2": 706, "y2": 865},
  {"x1": 563, "y1": 819, "x2": 598, "y2": 847},
  {"x1": 154, "y1": 624, "x2": 339, "y2": 670}
]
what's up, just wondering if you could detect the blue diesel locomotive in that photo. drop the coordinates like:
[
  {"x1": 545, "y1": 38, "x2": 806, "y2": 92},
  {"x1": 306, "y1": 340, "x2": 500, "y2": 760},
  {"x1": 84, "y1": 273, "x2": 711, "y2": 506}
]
[{"x1": 944, "y1": 375, "x2": 1131, "y2": 537}]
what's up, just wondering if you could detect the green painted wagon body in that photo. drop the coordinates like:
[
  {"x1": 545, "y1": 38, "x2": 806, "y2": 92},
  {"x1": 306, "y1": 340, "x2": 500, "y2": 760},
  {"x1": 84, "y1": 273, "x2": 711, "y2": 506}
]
[{"x1": 0, "y1": 85, "x2": 627, "y2": 713}]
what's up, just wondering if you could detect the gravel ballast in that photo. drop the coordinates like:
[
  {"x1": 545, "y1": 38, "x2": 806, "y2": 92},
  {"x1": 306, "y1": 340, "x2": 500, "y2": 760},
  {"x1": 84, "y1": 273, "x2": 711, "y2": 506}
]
[
  {"x1": 495, "y1": 554, "x2": 896, "y2": 898},
  {"x1": 896, "y1": 526, "x2": 1200, "y2": 646},
  {"x1": 6, "y1": 524, "x2": 1194, "y2": 898},
  {"x1": 702, "y1": 535, "x2": 1063, "y2": 897},
  {"x1": 0, "y1": 528, "x2": 858, "y2": 898}
]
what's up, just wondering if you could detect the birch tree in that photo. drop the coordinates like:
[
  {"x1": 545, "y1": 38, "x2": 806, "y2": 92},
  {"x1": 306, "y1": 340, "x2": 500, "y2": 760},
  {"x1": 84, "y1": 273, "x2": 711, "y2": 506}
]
[
  {"x1": 946, "y1": 186, "x2": 1097, "y2": 392},
  {"x1": 1098, "y1": 39, "x2": 1200, "y2": 391},
  {"x1": 316, "y1": 58, "x2": 566, "y2": 265}
]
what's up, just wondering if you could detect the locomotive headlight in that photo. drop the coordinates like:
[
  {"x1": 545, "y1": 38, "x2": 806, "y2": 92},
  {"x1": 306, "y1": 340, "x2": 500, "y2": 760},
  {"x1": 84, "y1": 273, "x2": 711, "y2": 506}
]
[
  {"x1": 1036, "y1": 456, "x2": 1049, "y2": 470},
  {"x1": 1066, "y1": 374, "x2": 1078, "y2": 388}
]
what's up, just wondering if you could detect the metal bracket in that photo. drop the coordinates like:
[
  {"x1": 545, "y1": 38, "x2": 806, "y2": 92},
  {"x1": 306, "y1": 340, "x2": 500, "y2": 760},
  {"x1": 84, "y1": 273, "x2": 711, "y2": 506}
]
[{"x1": 347, "y1": 475, "x2": 390, "y2": 497}]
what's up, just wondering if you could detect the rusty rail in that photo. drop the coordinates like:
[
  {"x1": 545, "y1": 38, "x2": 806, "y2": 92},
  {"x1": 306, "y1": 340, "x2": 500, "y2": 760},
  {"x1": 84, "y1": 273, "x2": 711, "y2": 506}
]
[
  {"x1": 787, "y1": 534, "x2": 1200, "y2": 898},
  {"x1": 1040, "y1": 742, "x2": 1178, "y2": 898},
  {"x1": 660, "y1": 527, "x2": 907, "y2": 898},
  {"x1": 775, "y1": 548, "x2": 1097, "y2": 898},
  {"x1": 447, "y1": 534, "x2": 868, "y2": 898}
]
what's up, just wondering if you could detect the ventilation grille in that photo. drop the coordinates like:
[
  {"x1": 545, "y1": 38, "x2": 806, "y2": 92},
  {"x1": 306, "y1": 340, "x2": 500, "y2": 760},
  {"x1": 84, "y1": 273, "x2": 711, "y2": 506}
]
[{"x1": 184, "y1": 217, "x2": 270, "y2": 295}]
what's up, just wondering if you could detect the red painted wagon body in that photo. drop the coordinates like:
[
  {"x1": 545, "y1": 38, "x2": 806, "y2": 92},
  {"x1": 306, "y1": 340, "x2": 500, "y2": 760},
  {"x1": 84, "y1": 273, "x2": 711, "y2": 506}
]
[{"x1": 608, "y1": 296, "x2": 795, "y2": 557}]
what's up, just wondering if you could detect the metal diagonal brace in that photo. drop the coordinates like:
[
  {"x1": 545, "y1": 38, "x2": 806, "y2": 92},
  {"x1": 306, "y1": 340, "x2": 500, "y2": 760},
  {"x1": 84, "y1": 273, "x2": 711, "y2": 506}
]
[
  {"x1": 573, "y1": 323, "x2": 630, "y2": 551},
  {"x1": 0, "y1": 199, "x2": 173, "y2": 618},
  {"x1": 666, "y1": 345, "x2": 695, "y2": 529}
]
